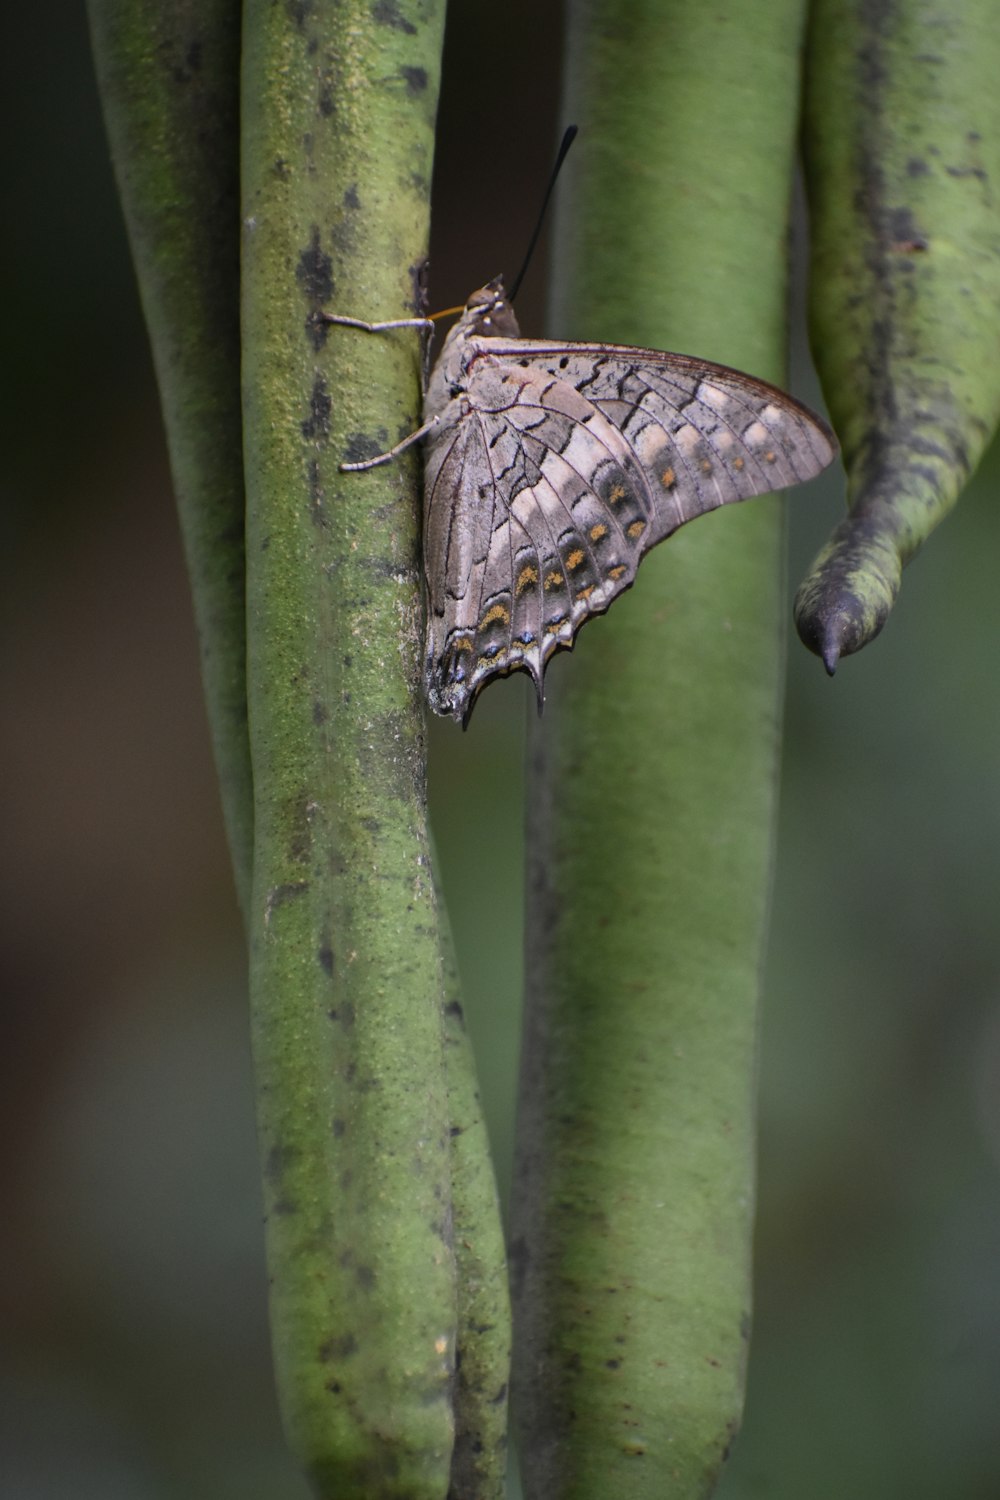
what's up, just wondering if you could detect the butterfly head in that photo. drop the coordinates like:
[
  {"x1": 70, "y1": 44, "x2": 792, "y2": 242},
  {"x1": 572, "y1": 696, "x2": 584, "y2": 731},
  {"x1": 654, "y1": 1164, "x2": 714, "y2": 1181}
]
[{"x1": 462, "y1": 277, "x2": 520, "y2": 339}]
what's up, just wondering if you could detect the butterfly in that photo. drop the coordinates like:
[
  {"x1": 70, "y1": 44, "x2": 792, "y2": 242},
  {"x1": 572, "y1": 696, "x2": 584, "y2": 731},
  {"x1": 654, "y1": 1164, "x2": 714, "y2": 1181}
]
[{"x1": 327, "y1": 277, "x2": 836, "y2": 726}]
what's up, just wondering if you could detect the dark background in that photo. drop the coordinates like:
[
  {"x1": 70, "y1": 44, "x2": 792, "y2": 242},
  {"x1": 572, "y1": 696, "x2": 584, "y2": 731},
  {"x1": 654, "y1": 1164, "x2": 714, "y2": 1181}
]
[{"x1": 4, "y1": 6, "x2": 1000, "y2": 1496}]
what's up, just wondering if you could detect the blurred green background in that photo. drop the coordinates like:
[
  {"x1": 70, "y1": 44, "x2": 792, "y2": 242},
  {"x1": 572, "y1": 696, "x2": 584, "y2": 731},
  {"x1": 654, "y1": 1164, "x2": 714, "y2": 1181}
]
[{"x1": 4, "y1": 5, "x2": 1000, "y2": 1497}]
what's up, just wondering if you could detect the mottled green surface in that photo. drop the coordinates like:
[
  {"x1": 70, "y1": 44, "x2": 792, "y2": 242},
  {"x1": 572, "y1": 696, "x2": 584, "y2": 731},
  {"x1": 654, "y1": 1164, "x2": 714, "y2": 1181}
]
[
  {"x1": 87, "y1": 0, "x2": 251, "y2": 914},
  {"x1": 437, "y1": 880, "x2": 510, "y2": 1500},
  {"x1": 510, "y1": 2, "x2": 810, "y2": 1496},
  {"x1": 241, "y1": 3, "x2": 455, "y2": 1495},
  {"x1": 796, "y1": 0, "x2": 1000, "y2": 671}
]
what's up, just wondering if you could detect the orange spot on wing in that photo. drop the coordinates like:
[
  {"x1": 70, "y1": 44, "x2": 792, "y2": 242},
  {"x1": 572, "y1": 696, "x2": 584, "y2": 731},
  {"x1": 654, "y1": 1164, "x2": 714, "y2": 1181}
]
[
  {"x1": 544, "y1": 570, "x2": 565, "y2": 590},
  {"x1": 566, "y1": 548, "x2": 586, "y2": 570},
  {"x1": 661, "y1": 467, "x2": 676, "y2": 488},
  {"x1": 627, "y1": 519, "x2": 646, "y2": 539},
  {"x1": 589, "y1": 523, "x2": 608, "y2": 542},
  {"x1": 516, "y1": 563, "x2": 539, "y2": 594},
  {"x1": 480, "y1": 602, "x2": 510, "y2": 629}
]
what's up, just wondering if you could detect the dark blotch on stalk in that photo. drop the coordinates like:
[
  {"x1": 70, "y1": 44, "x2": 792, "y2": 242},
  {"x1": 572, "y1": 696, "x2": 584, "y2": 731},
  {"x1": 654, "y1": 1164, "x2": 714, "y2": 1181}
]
[
  {"x1": 321, "y1": 1332, "x2": 359, "y2": 1360},
  {"x1": 264, "y1": 881, "x2": 309, "y2": 919},
  {"x1": 266, "y1": 1143, "x2": 301, "y2": 1216},
  {"x1": 306, "y1": 459, "x2": 325, "y2": 524},
  {"x1": 296, "y1": 227, "x2": 334, "y2": 304},
  {"x1": 301, "y1": 373, "x2": 331, "y2": 441},
  {"x1": 267, "y1": 1142, "x2": 302, "y2": 1183},
  {"x1": 400, "y1": 65, "x2": 428, "y2": 94},
  {"x1": 410, "y1": 256, "x2": 429, "y2": 315},
  {"x1": 887, "y1": 204, "x2": 928, "y2": 252},
  {"x1": 372, "y1": 0, "x2": 417, "y2": 32},
  {"x1": 343, "y1": 430, "x2": 389, "y2": 466},
  {"x1": 286, "y1": 0, "x2": 313, "y2": 30}
]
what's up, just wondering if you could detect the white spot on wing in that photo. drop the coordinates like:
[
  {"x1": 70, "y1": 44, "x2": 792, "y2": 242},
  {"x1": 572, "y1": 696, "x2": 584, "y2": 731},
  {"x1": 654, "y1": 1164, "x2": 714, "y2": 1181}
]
[
  {"x1": 697, "y1": 383, "x2": 732, "y2": 411},
  {"x1": 674, "y1": 424, "x2": 702, "y2": 455}
]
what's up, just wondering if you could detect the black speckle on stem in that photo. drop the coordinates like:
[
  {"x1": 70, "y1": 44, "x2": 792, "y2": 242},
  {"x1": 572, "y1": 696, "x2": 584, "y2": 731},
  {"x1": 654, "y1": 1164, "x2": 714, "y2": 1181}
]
[
  {"x1": 296, "y1": 227, "x2": 334, "y2": 303},
  {"x1": 399, "y1": 65, "x2": 428, "y2": 95},
  {"x1": 301, "y1": 373, "x2": 332, "y2": 441},
  {"x1": 372, "y1": 0, "x2": 417, "y2": 33}
]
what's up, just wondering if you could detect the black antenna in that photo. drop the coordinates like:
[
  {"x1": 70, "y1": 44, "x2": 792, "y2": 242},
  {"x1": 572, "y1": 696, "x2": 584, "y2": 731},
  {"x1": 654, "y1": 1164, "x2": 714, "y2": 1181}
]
[{"x1": 508, "y1": 124, "x2": 578, "y2": 303}]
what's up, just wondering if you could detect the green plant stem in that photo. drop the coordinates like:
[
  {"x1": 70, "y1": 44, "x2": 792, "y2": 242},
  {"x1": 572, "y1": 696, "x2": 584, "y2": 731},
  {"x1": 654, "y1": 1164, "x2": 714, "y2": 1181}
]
[
  {"x1": 87, "y1": 0, "x2": 252, "y2": 915},
  {"x1": 510, "y1": 2, "x2": 809, "y2": 1496},
  {"x1": 437, "y1": 879, "x2": 510, "y2": 1500},
  {"x1": 240, "y1": 4, "x2": 453, "y2": 1496},
  {"x1": 795, "y1": 0, "x2": 1000, "y2": 671}
]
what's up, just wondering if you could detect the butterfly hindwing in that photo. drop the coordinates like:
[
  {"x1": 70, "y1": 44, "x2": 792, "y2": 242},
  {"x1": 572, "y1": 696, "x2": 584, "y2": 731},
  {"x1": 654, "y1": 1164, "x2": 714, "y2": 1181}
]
[{"x1": 423, "y1": 361, "x2": 665, "y2": 720}]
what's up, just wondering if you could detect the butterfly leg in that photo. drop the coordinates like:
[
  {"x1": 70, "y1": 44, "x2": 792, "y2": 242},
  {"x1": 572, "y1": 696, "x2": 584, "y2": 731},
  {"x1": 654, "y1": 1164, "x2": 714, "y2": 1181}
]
[
  {"x1": 321, "y1": 313, "x2": 434, "y2": 333},
  {"x1": 340, "y1": 414, "x2": 441, "y2": 472},
  {"x1": 322, "y1": 311, "x2": 437, "y2": 470}
]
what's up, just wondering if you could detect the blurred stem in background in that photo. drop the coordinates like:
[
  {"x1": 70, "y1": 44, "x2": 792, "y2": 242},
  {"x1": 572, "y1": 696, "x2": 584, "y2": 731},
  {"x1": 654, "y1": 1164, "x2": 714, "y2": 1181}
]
[
  {"x1": 510, "y1": 2, "x2": 809, "y2": 1496},
  {"x1": 795, "y1": 0, "x2": 1000, "y2": 673},
  {"x1": 86, "y1": 0, "x2": 251, "y2": 917}
]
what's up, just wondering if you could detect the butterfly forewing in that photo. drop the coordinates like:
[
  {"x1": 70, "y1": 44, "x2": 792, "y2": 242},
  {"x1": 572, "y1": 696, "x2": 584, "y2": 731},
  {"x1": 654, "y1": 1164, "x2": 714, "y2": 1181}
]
[
  {"x1": 480, "y1": 339, "x2": 836, "y2": 529},
  {"x1": 421, "y1": 315, "x2": 836, "y2": 724}
]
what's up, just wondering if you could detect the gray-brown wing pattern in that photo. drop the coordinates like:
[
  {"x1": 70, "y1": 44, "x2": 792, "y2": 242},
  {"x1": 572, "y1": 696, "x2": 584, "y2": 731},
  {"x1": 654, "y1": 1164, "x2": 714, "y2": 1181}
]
[{"x1": 422, "y1": 337, "x2": 836, "y2": 724}]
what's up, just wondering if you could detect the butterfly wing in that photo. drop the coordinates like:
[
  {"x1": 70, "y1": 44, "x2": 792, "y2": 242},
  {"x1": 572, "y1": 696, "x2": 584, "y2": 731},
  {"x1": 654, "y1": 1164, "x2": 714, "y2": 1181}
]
[
  {"x1": 422, "y1": 338, "x2": 836, "y2": 724},
  {"x1": 480, "y1": 337, "x2": 837, "y2": 532}
]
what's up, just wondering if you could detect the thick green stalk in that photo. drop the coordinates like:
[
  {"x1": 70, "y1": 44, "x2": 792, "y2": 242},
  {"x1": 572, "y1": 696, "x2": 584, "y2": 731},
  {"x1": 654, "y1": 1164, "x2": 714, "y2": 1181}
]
[
  {"x1": 510, "y1": 3, "x2": 809, "y2": 1497},
  {"x1": 87, "y1": 0, "x2": 252, "y2": 914},
  {"x1": 241, "y1": 5, "x2": 453, "y2": 1496},
  {"x1": 437, "y1": 884, "x2": 510, "y2": 1500},
  {"x1": 794, "y1": 0, "x2": 1000, "y2": 672}
]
